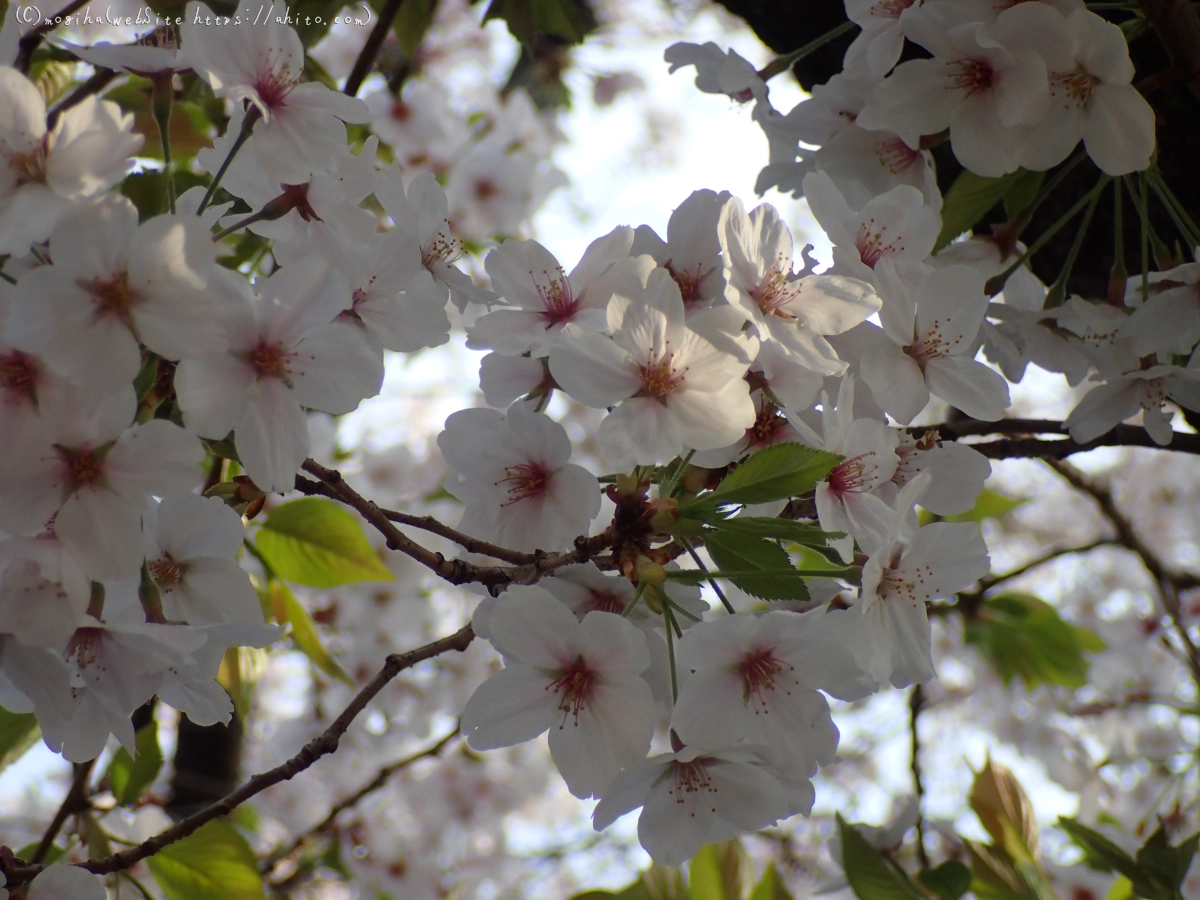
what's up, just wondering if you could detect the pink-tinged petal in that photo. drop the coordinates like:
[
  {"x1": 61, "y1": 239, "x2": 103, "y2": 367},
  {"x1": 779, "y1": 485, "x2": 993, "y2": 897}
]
[
  {"x1": 923, "y1": 356, "x2": 1010, "y2": 421},
  {"x1": 56, "y1": 486, "x2": 145, "y2": 579},
  {"x1": 799, "y1": 172, "x2": 860, "y2": 250},
  {"x1": 258, "y1": 258, "x2": 348, "y2": 347},
  {"x1": 855, "y1": 59, "x2": 955, "y2": 142},
  {"x1": 288, "y1": 322, "x2": 383, "y2": 414},
  {"x1": 902, "y1": 522, "x2": 990, "y2": 597},
  {"x1": 599, "y1": 397, "x2": 682, "y2": 466},
  {"x1": 671, "y1": 381, "x2": 757, "y2": 451},
  {"x1": 577, "y1": 611, "x2": 651, "y2": 674},
  {"x1": 549, "y1": 331, "x2": 640, "y2": 408},
  {"x1": 487, "y1": 586, "x2": 578, "y2": 666},
  {"x1": 0, "y1": 185, "x2": 70, "y2": 256},
  {"x1": 61, "y1": 693, "x2": 121, "y2": 762},
  {"x1": 484, "y1": 238, "x2": 563, "y2": 310},
  {"x1": 592, "y1": 757, "x2": 668, "y2": 831},
  {"x1": 949, "y1": 97, "x2": 1024, "y2": 177},
  {"x1": 156, "y1": 492, "x2": 244, "y2": 559},
  {"x1": 285, "y1": 81, "x2": 370, "y2": 122},
  {"x1": 788, "y1": 274, "x2": 880, "y2": 336},
  {"x1": 175, "y1": 354, "x2": 255, "y2": 439},
  {"x1": 27, "y1": 865, "x2": 107, "y2": 900},
  {"x1": 1065, "y1": 378, "x2": 1140, "y2": 443},
  {"x1": 236, "y1": 379, "x2": 310, "y2": 493},
  {"x1": 171, "y1": 557, "x2": 262, "y2": 624},
  {"x1": 48, "y1": 194, "x2": 137, "y2": 280},
  {"x1": 671, "y1": 666, "x2": 745, "y2": 748},
  {"x1": 914, "y1": 265, "x2": 987, "y2": 348},
  {"x1": 460, "y1": 665, "x2": 561, "y2": 750},
  {"x1": 106, "y1": 420, "x2": 204, "y2": 498},
  {"x1": 549, "y1": 676, "x2": 656, "y2": 798},
  {"x1": 865, "y1": 595, "x2": 936, "y2": 688},
  {"x1": 1071, "y1": 9, "x2": 1134, "y2": 84},
  {"x1": 859, "y1": 336, "x2": 929, "y2": 424},
  {"x1": 1082, "y1": 83, "x2": 1155, "y2": 176},
  {"x1": 676, "y1": 615, "x2": 759, "y2": 669},
  {"x1": 570, "y1": 226, "x2": 636, "y2": 290},
  {"x1": 0, "y1": 65, "x2": 47, "y2": 148},
  {"x1": 466, "y1": 309, "x2": 552, "y2": 354},
  {"x1": 709, "y1": 758, "x2": 792, "y2": 830}
]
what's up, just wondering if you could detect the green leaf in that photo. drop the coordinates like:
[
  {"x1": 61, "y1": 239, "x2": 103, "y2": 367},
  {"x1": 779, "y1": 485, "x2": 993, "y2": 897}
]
[
  {"x1": 0, "y1": 707, "x2": 39, "y2": 774},
  {"x1": 121, "y1": 170, "x2": 211, "y2": 220},
  {"x1": 709, "y1": 516, "x2": 840, "y2": 546},
  {"x1": 1135, "y1": 825, "x2": 1199, "y2": 898},
  {"x1": 947, "y1": 489, "x2": 1027, "y2": 523},
  {"x1": 704, "y1": 532, "x2": 810, "y2": 601},
  {"x1": 965, "y1": 593, "x2": 1106, "y2": 689},
  {"x1": 970, "y1": 758, "x2": 1039, "y2": 864},
  {"x1": 1057, "y1": 819, "x2": 1143, "y2": 884},
  {"x1": 147, "y1": 820, "x2": 267, "y2": 900},
  {"x1": 919, "y1": 861, "x2": 973, "y2": 900},
  {"x1": 967, "y1": 842, "x2": 1035, "y2": 900},
  {"x1": 256, "y1": 498, "x2": 395, "y2": 588},
  {"x1": 14, "y1": 841, "x2": 64, "y2": 865},
  {"x1": 1003, "y1": 170, "x2": 1046, "y2": 220},
  {"x1": 107, "y1": 721, "x2": 164, "y2": 806},
  {"x1": 707, "y1": 443, "x2": 842, "y2": 506},
  {"x1": 838, "y1": 815, "x2": 924, "y2": 900},
  {"x1": 689, "y1": 841, "x2": 747, "y2": 900},
  {"x1": 750, "y1": 864, "x2": 796, "y2": 900},
  {"x1": 268, "y1": 580, "x2": 353, "y2": 687},
  {"x1": 483, "y1": 0, "x2": 596, "y2": 47},
  {"x1": 935, "y1": 169, "x2": 1032, "y2": 253}
]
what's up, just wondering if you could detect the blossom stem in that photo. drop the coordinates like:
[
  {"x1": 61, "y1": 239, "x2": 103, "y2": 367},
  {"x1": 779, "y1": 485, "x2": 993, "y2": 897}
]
[
  {"x1": 1045, "y1": 177, "x2": 1107, "y2": 307},
  {"x1": 1109, "y1": 177, "x2": 1127, "y2": 305},
  {"x1": 1148, "y1": 169, "x2": 1200, "y2": 249},
  {"x1": 678, "y1": 536, "x2": 736, "y2": 614},
  {"x1": 1135, "y1": 173, "x2": 1150, "y2": 302},
  {"x1": 621, "y1": 582, "x2": 648, "y2": 617},
  {"x1": 985, "y1": 177, "x2": 1110, "y2": 296},
  {"x1": 662, "y1": 604, "x2": 680, "y2": 703},
  {"x1": 197, "y1": 107, "x2": 261, "y2": 214},
  {"x1": 757, "y1": 21, "x2": 856, "y2": 81},
  {"x1": 151, "y1": 73, "x2": 176, "y2": 215},
  {"x1": 663, "y1": 595, "x2": 702, "y2": 624},
  {"x1": 659, "y1": 449, "x2": 695, "y2": 499}
]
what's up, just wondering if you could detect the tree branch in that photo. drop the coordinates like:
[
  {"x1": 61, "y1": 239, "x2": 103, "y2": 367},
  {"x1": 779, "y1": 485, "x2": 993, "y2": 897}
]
[
  {"x1": 913, "y1": 418, "x2": 1200, "y2": 459},
  {"x1": 1047, "y1": 460, "x2": 1200, "y2": 689},
  {"x1": 263, "y1": 729, "x2": 460, "y2": 881},
  {"x1": 30, "y1": 760, "x2": 94, "y2": 864},
  {"x1": 909, "y1": 685, "x2": 929, "y2": 871},
  {"x1": 1, "y1": 625, "x2": 475, "y2": 885},
  {"x1": 296, "y1": 461, "x2": 617, "y2": 593},
  {"x1": 14, "y1": 0, "x2": 94, "y2": 71},
  {"x1": 343, "y1": 0, "x2": 405, "y2": 96}
]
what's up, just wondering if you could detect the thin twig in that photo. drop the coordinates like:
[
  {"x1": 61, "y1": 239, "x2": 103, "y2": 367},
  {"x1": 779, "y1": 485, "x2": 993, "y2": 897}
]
[
  {"x1": 15, "y1": 0, "x2": 94, "y2": 71},
  {"x1": 379, "y1": 508, "x2": 540, "y2": 565},
  {"x1": 263, "y1": 728, "x2": 460, "y2": 876},
  {"x1": 45, "y1": 68, "x2": 118, "y2": 131},
  {"x1": 1047, "y1": 460, "x2": 1200, "y2": 691},
  {"x1": 343, "y1": 0, "x2": 405, "y2": 96},
  {"x1": 913, "y1": 418, "x2": 1200, "y2": 459},
  {"x1": 30, "y1": 760, "x2": 95, "y2": 864},
  {"x1": 0, "y1": 626, "x2": 475, "y2": 885},
  {"x1": 909, "y1": 685, "x2": 930, "y2": 871}
]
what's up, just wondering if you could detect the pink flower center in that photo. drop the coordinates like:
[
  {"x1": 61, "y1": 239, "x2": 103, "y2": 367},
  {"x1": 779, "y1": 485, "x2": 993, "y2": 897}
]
[
  {"x1": 533, "y1": 269, "x2": 579, "y2": 326},
  {"x1": 587, "y1": 589, "x2": 626, "y2": 614},
  {"x1": 826, "y1": 452, "x2": 879, "y2": 496},
  {"x1": 871, "y1": 0, "x2": 916, "y2": 17},
  {"x1": 390, "y1": 99, "x2": 411, "y2": 121},
  {"x1": 65, "y1": 626, "x2": 106, "y2": 671},
  {"x1": 947, "y1": 58, "x2": 995, "y2": 98},
  {"x1": 856, "y1": 218, "x2": 904, "y2": 269},
  {"x1": 748, "y1": 400, "x2": 787, "y2": 448},
  {"x1": 738, "y1": 647, "x2": 793, "y2": 711},
  {"x1": 56, "y1": 444, "x2": 108, "y2": 493},
  {"x1": 7, "y1": 137, "x2": 49, "y2": 187},
  {"x1": 546, "y1": 656, "x2": 596, "y2": 726},
  {"x1": 665, "y1": 758, "x2": 719, "y2": 813},
  {"x1": 880, "y1": 553, "x2": 928, "y2": 604},
  {"x1": 422, "y1": 225, "x2": 461, "y2": 269},
  {"x1": 750, "y1": 263, "x2": 801, "y2": 318},
  {"x1": 86, "y1": 271, "x2": 138, "y2": 328},
  {"x1": 497, "y1": 462, "x2": 549, "y2": 506},
  {"x1": 253, "y1": 63, "x2": 300, "y2": 110},
  {"x1": 149, "y1": 555, "x2": 186, "y2": 591},
  {"x1": 0, "y1": 350, "x2": 40, "y2": 401},
  {"x1": 249, "y1": 340, "x2": 292, "y2": 383},
  {"x1": 664, "y1": 260, "x2": 705, "y2": 306},
  {"x1": 637, "y1": 356, "x2": 684, "y2": 403},
  {"x1": 874, "y1": 136, "x2": 922, "y2": 175},
  {"x1": 474, "y1": 178, "x2": 499, "y2": 201}
]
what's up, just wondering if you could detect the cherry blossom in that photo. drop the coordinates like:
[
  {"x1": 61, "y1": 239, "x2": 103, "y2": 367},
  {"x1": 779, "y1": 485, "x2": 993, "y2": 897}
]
[
  {"x1": 1065, "y1": 363, "x2": 1200, "y2": 446},
  {"x1": 460, "y1": 586, "x2": 656, "y2": 799},
  {"x1": 437, "y1": 404, "x2": 601, "y2": 552},
  {"x1": 631, "y1": 189, "x2": 732, "y2": 312}
]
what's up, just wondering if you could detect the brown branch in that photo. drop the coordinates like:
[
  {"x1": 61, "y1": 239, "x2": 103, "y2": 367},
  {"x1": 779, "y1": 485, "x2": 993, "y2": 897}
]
[
  {"x1": 45, "y1": 68, "x2": 118, "y2": 131},
  {"x1": 1047, "y1": 460, "x2": 1200, "y2": 689},
  {"x1": 30, "y1": 760, "x2": 94, "y2": 864},
  {"x1": 909, "y1": 685, "x2": 929, "y2": 871},
  {"x1": 263, "y1": 729, "x2": 460, "y2": 880},
  {"x1": 379, "y1": 508, "x2": 540, "y2": 565},
  {"x1": 914, "y1": 418, "x2": 1200, "y2": 458},
  {"x1": 1140, "y1": 0, "x2": 1200, "y2": 104},
  {"x1": 297, "y1": 460, "x2": 616, "y2": 593},
  {"x1": 1, "y1": 625, "x2": 475, "y2": 886},
  {"x1": 343, "y1": 0, "x2": 405, "y2": 96},
  {"x1": 15, "y1": 0, "x2": 94, "y2": 71}
]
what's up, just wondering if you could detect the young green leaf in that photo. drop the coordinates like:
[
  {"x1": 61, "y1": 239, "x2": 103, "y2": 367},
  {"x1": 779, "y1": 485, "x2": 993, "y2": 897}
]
[
  {"x1": 1057, "y1": 818, "x2": 1143, "y2": 884},
  {"x1": 704, "y1": 532, "x2": 810, "y2": 601},
  {"x1": 689, "y1": 840, "x2": 748, "y2": 900},
  {"x1": 935, "y1": 169, "x2": 1030, "y2": 253},
  {"x1": 268, "y1": 580, "x2": 354, "y2": 687},
  {"x1": 750, "y1": 863, "x2": 796, "y2": 900},
  {"x1": 919, "y1": 861, "x2": 973, "y2": 900},
  {"x1": 970, "y1": 758, "x2": 1039, "y2": 864},
  {"x1": 0, "y1": 707, "x2": 39, "y2": 775},
  {"x1": 107, "y1": 721, "x2": 164, "y2": 807},
  {"x1": 256, "y1": 498, "x2": 395, "y2": 588},
  {"x1": 707, "y1": 443, "x2": 841, "y2": 506},
  {"x1": 147, "y1": 820, "x2": 267, "y2": 900},
  {"x1": 708, "y1": 515, "x2": 840, "y2": 546},
  {"x1": 837, "y1": 814, "x2": 924, "y2": 900}
]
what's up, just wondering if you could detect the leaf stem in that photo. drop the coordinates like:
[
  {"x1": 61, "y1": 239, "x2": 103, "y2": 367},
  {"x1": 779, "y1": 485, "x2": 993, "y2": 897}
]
[
  {"x1": 1045, "y1": 177, "x2": 1107, "y2": 307},
  {"x1": 197, "y1": 107, "x2": 260, "y2": 214},
  {"x1": 758, "y1": 21, "x2": 856, "y2": 80}
]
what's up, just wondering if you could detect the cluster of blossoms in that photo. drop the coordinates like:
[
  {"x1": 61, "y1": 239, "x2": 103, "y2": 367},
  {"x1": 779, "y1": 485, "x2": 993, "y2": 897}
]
[{"x1": 0, "y1": 0, "x2": 1198, "y2": 886}]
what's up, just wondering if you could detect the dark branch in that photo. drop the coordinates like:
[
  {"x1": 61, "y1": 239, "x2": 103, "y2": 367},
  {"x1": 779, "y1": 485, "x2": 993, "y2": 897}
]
[
  {"x1": 343, "y1": 0, "x2": 405, "y2": 96},
  {"x1": 15, "y1": 0, "x2": 94, "y2": 71},
  {"x1": 45, "y1": 68, "x2": 118, "y2": 131},
  {"x1": 1, "y1": 625, "x2": 475, "y2": 885},
  {"x1": 912, "y1": 418, "x2": 1200, "y2": 459},
  {"x1": 31, "y1": 760, "x2": 94, "y2": 864}
]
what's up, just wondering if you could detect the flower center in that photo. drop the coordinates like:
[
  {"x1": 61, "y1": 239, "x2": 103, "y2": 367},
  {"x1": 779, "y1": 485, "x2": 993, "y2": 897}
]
[
  {"x1": 135, "y1": 23, "x2": 179, "y2": 49},
  {"x1": 253, "y1": 62, "x2": 300, "y2": 110},
  {"x1": 946, "y1": 58, "x2": 995, "y2": 97},
  {"x1": 65, "y1": 626, "x2": 106, "y2": 672},
  {"x1": 422, "y1": 225, "x2": 461, "y2": 269},
  {"x1": 86, "y1": 271, "x2": 139, "y2": 328},
  {"x1": 738, "y1": 647, "x2": 793, "y2": 711},
  {"x1": 904, "y1": 317, "x2": 963, "y2": 364},
  {"x1": 8, "y1": 139, "x2": 49, "y2": 186},
  {"x1": 637, "y1": 356, "x2": 684, "y2": 403},
  {"x1": 587, "y1": 589, "x2": 626, "y2": 614},
  {"x1": 748, "y1": 400, "x2": 787, "y2": 447},
  {"x1": 497, "y1": 462, "x2": 549, "y2": 506},
  {"x1": 749, "y1": 263, "x2": 801, "y2": 318},
  {"x1": 1050, "y1": 67, "x2": 1099, "y2": 109},
  {"x1": 390, "y1": 99, "x2": 411, "y2": 121},
  {"x1": 875, "y1": 136, "x2": 922, "y2": 175},
  {"x1": 546, "y1": 656, "x2": 596, "y2": 726},
  {"x1": 856, "y1": 218, "x2": 904, "y2": 269},
  {"x1": 474, "y1": 178, "x2": 499, "y2": 200},
  {"x1": 665, "y1": 758, "x2": 718, "y2": 811},
  {"x1": 248, "y1": 340, "x2": 292, "y2": 383},
  {"x1": 533, "y1": 268, "x2": 578, "y2": 326},
  {"x1": 148, "y1": 555, "x2": 187, "y2": 592},
  {"x1": 56, "y1": 444, "x2": 109, "y2": 493},
  {"x1": 871, "y1": 0, "x2": 916, "y2": 17},
  {"x1": 664, "y1": 260, "x2": 705, "y2": 306},
  {"x1": 0, "y1": 350, "x2": 40, "y2": 401},
  {"x1": 826, "y1": 452, "x2": 879, "y2": 495}
]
